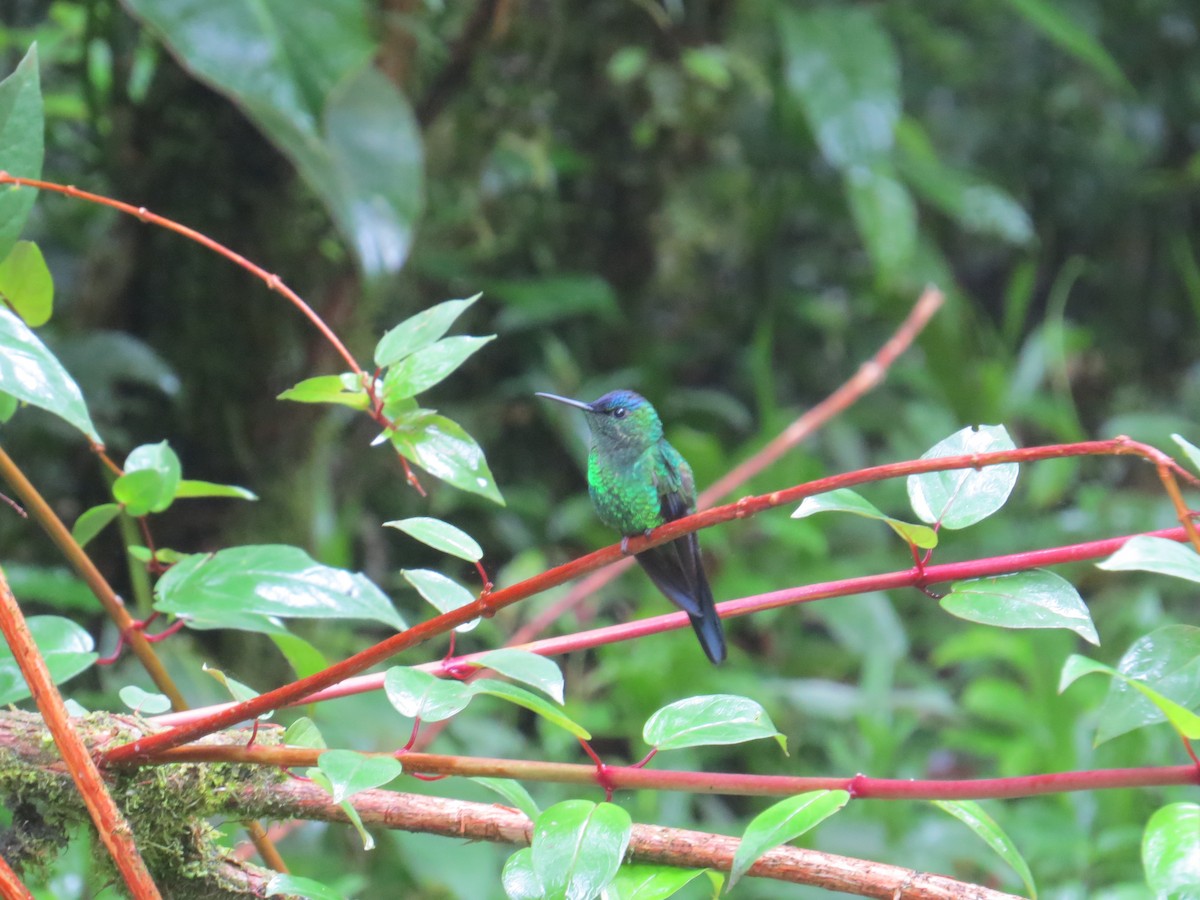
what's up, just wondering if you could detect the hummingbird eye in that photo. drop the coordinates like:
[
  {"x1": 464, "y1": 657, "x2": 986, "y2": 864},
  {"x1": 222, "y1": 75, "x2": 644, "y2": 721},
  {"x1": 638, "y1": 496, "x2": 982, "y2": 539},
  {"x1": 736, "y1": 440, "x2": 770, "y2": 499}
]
[{"x1": 612, "y1": 407, "x2": 628, "y2": 419}]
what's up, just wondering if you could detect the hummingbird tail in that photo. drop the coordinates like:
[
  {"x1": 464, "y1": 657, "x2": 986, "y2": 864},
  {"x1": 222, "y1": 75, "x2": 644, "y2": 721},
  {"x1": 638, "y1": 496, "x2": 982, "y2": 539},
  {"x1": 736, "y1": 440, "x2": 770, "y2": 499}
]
[{"x1": 688, "y1": 608, "x2": 727, "y2": 665}]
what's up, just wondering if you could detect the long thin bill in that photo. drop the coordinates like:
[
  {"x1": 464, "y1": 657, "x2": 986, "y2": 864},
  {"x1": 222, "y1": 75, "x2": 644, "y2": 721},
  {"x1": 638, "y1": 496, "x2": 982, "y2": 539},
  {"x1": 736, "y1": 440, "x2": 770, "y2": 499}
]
[{"x1": 534, "y1": 392, "x2": 594, "y2": 411}]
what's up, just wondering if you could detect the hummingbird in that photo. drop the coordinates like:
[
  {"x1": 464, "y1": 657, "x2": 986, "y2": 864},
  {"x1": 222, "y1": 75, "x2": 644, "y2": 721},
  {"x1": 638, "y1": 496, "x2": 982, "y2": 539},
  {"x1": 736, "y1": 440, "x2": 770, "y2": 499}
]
[{"x1": 536, "y1": 389, "x2": 726, "y2": 664}]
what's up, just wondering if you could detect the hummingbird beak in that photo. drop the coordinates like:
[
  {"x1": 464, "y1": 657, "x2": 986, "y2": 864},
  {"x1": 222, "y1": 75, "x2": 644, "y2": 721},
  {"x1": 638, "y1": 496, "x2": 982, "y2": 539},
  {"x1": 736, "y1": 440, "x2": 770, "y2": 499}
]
[{"x1": 535, "y1": 392, "x2": 594, "y2": 412}]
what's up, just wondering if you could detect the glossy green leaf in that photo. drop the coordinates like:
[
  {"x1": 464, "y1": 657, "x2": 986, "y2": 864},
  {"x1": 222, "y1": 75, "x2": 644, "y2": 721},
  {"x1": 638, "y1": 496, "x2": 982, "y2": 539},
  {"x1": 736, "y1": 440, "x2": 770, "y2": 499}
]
[
  {"x1": 1142, "y1": 803, "x2": 1200, "y2": 899},
  {"x1": 2, "y1": 564, "x2": 93, "y2": 613},
  {"x1": 1172, "y1": 434, "x2": 1200, "y2": 476},
  {"x1": 154, "y1": 545, "x2": 406, "y2": 631},
  {"x1": 1060, "y1": 654, "x2": 1200, "y2": 741},
  {"x1": 643, "y1": 694, "x2": 785, "y2": 753},
  {"x1": 174, "y1": 479, "x2": 258, "y2": 501},
  {"x1": 384, "y1": 666, "x2": 474, "y2": 722},
  {"x1": 114, "y1": 441, "x2": 182, "y2": 515},
  {"x1": 471, "y1": 680, "x2": 590, "y2": 739},
  {"x1": 942, "y1": 570, "x2": 1099, "y2": 645},
  {"x1": 469, "y1": 648, "x2": 565, "y2": 704},
  {"x1": 277, "y1": 373, "x2": 370, "y2": 409},
  {"x1": 603, "y1": 865, "x2": 708, "y2": 900},
  {"x1": 283, "y1": 716, "x2": 327, "y2": 750},
  {"x1": 730, "y1": 791, "x2": 850, "y2": 887},
  {"x1": 0, "y1": 307, "x2": 101, "y2": 443},
  {"x1": 316, "y1": 749, "x2": 402, "y2": 803},
  {"x1": 402, "y1": 568, "x2": 480, "y2": 633},
  {"x1": 118, "y1": 685, "x2": 172, "y2": 715},
  {"x1": 122, "y1": 0, "x2": 421, "y2": 284},
  {"x1": 388, "y1": 410, "x2": 504, "y2": 505},
  {"x1": 375, "y1": 296, "x2": 480, "y2": 367},
  {"x1": 933, "y1": 800, "x2": 1038, "y2": 898},
  {"x1": 1093, "y1": 626, "x2": 1200, "y2": 744},
  {"x1": 1000, "y1": 0, "x2": 1127, "y2": 88},
  {"x1": 907, "y1": 425, "x2": 1018, "y2": 529},
  {"x1": 531, "y1": 801, "x2": 631, "y2": 900},
  {"x1": 72, "y1": 503, "x2": 120, "y2": 548},
  {"x1": 0, "y1": 615, "x2": 97, "y2": 705},
  {"x1": 0, "y1": 240, "x2": 53, "y2": 326},
  {"x1": 266, "y1": 873, "x2": 345, "y2": 900},
  {"x1": 269, "y1": 632, "x2": 329, "y2": 681},
  {"x1": 306, "y1": 767, "x2": 376, "y2": 851},
  {"x1": 470, "y1": 777, "x2": 540, "y2": 821},
  {"x1": 502, "y1": 848, "x2": 542, "y2": 900},
  {"x1": 845, "y1": 162, "x2": 918, "y2": 279},
  {"x1": 385, "y1": 516, "x2": 483, "y2": 562},
  {"x1": 777, "y1": 5, "x2": 899, "y2": 169},
  {"x1": 382, "y1": 335, "x2": 495, "y2": 401},
  {"x1": 1097, "y1": 535, "x2": 1200, "y2": 584},
  {"x1": 793, "y1": 487, "x2": 938, "y2": 549},
  {"x1": 0, "y1": 47, "x2": 43, "y2": 261}
]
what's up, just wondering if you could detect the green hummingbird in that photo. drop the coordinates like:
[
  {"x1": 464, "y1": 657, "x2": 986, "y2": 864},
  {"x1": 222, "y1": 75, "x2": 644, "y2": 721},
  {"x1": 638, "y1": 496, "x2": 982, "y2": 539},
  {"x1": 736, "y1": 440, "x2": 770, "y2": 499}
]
[{"x1": 537, "y1": 389, "x2": 726, "y2": 664}]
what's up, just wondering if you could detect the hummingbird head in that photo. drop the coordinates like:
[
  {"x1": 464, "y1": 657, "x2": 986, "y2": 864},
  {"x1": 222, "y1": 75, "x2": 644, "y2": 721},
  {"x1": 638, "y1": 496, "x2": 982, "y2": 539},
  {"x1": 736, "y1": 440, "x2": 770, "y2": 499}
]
[{"x1": 536, "y1": 389, "x2": 663, "y2": 451}]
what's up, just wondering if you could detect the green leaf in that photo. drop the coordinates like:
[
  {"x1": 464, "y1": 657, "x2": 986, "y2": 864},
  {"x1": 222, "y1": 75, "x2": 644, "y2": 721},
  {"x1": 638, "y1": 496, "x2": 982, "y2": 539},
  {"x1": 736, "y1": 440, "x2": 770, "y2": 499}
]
[
  {"x1": 385, "y1": 516, "x2": 483, "y2": 562},
  {"x1": 845, "y1": 162, "x2": 918, "y2": 279},
  {"x1": 382, "y1": 335, "x2": 495, "y2": 401},
  {"x1": 277, "y1": 373, "x2": 371, "y2": 409},
  {"x1": 0, "y1": 615, "x2": 97, "y2": 705},
  {"x1": 2, "y1": 564, "x2": 93, "y2": 613},
  {"x1": 174, "y1": 479, "x2": 258, "y2": 501},
  {"x1": 471, "y1": 680, "x2": 591, "y2": 739},
  {"x1": 316, "y1": 749, "x2": 402, "y2": 803},
  {"x1": 306, "y1": 768, "x2": 376, "y2": 851},
  {"x1": 1000, "y1": 0, "x2": 1128, "y2": 89},
  {"x1": 384, "y1": 666, "x2": 475, "y2": 722},
  {"x1": 375, "y1": 296, "x2": 480, "y2": 367},
  {"x1": 71, "y1": 503, "x2": 121, "y2": 548},
  {"x1": 468, "y1": 649, "x2": 565, "y2": 705},
  {"x1": 941, "y1": 570, "x2": 1099, "y2": 645},
  {"x1": 604, "y1": 865, "x2": 708, "y2": 900},
  {"x1": 269, "y1": 632, "x2": 329, "y2": 681},
  {"x1": 402, "y1": 568, "x2": 479, "y2": 633},
  {"x1": 932, "y1": 800, "x2": 1038, "y2": 899},
  {"x1": 488, "y1": 276, "x2": 620, "y2": 332},
  {"x1": 0, "y1": 307, "x2": 101, "y2": 443},
  {"x1": 1094, "y1": 626, "x2": 1200, "y2": 744},
  {"x1": 118, "y1": 685, "x2": 172, "y2": 715},
  {"x1": 203, "y1": 663, "x2": 266, "y2": 705},
  {"x1": 502, "y1": 848, "x2": 542, "y2": 900},
  {"x1": 388, "y1": 410, "x2": 504, "y2": 505},
  {"x1": 531, "y1": 801, "x2": 631, "y2": 900},
  {"x1": 1097, "y1": 535, "x2": 1200, "y2": 584},
  {"x1": 777, "y1": 5, "x2": 899, "y2": 169},
  {"x1": 1172, "y1": 434, "x2": 1200, "y2": 476},
  {"x1": 283, "y1": 716, "x2": 327, "y2": 749},
  {"x1": 114, "y1": 441, "x2": 182, "y2": 515},
  {"x1": 793, "y1": 488, "x2": 938, "y2": 549},
  {"x1": 0, "y1": 241, "x2": 53, "y2": 326},
  {"x1": 1142, "y1": 803, "x2": 1200, "y2": 899},
  {"x1": 0, "y1": 391, "x2": 17, "y2": 423},
  {"x1": 730, "y1": 791, "x2": 850, "y2": 887},
  {"x1": 122, "y1": 1, "x2": 421, "y2": 285},
  {"x1": 907, "y1": 425, "x2": 1018, "y2": 529},
  {"x1": 1060, "y1": 654, "x2": 1200, "y2": 741},
  {"x1": 266, "y1": 872, "x2": 345, "y2": 900},
  {"x1": 154, "y1": 545, "x2": 406, "y2": 631},
  {"x1": 643, "y1": 694, "x2": 785, "y2": 753},
  {"x1": 470, "y1": 777, "x2": 540, "y2": 821},
  {"x1": 0, "y1": 47, "x2": 43, "y2": 262}
]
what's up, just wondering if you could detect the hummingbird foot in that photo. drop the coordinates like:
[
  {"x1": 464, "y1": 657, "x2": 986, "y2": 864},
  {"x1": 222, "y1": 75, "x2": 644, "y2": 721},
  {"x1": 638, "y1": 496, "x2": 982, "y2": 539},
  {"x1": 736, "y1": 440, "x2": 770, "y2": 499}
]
[{"x1": 619, "y1": 535, "x2": 631, "y2": 555}]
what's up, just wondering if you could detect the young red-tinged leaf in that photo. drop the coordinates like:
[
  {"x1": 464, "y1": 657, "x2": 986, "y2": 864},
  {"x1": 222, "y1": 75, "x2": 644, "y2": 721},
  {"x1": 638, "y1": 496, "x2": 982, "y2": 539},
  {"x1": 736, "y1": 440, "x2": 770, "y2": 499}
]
[
  {"x1": 469, "y1": 649, "x2": 565, "y2": 704},
  {"x1": 907, "y1": 425, "x2": 1018, "y2": 529},
  {"x1": 283, "y1": 716, "x2": 327, "y2": 749},
  {"x1": 382, "y1": 334, "x2": 495, "y2": 401},
  {"x1": 402, "y1": 568, "x2": 479, "y2": 632},
  {"x1": 470, "y1": 777, "x2": 540, "y2": 821},
  {"x1": 388, "y1": 410, "x2": 504, "y2": 505},
  {"x1": 604, "y1": 864, "x2": 708, "y2": 900},
  {"x1": 0, "y1": 308, "x2": 101, "y2": 443},
  {"x1": 0, "y1": 47, "x2": 43, "y2": 260},
  {"x1": 0, "y1": 615, "x2": 97, "y2": 705},
  {"x1": 531, "y1": 801, "x2": 631, "y2": 900},
  {"x1": 385, "y1": 516, "x2": 483, "y2": 562},
  {"x1": 1095, "y1": 626, "x2": 1200, "y2": 744},
  {"x1": 72, "y1": 503, "x2": 121, "y2": 548},
  {"x1": 1060, "y1": 654, "x2": 1200, "y2": 742},
  {"x1": 1098, "y1": 535, "x2": 1200, "y2": 584},
  {"x1": 305, "y1": 768, "x2": 377, "y2": 850},
  {"x1": 277, "y1": 373, "x2": 371, "y2": 409},
  {"x1": 729, "y1": 791, "x2": 850, "y2": 888},
  {"x1": 1171, "y1": 434, "x2": 1200, "y2": 475},
  {"x1": 118, "y1": 685, "x2": 172, "y2": 715},
  {"x1": 793, "y1": 487, "x2": 938, "y2": 549},
  {"x1": 115, "y1": 441, "x2": 182, "y2": 515},
  {"x1": 643, "y1": 694, "x2": 786, "y2": 753},
  {"x1": 1142, "y1": 802, "x2": 1200, "y2": 898},
  {"x1": 174, "y1": 479, "x2": 258, "y2": 501},
  {"x1": 501, "y1": 848, "x2": 542, "y2": 900},
  {"x1": 932, "y1": 800, "x2": 1038, "y2": 899},
  {"x1": 471, "y1": 680, "x2": 590, "y2": 739},
  {"x1": 154, "y1": 545, "x2": 406, "y2": 631},
  {"x1": 266, "y1": 873, "x2": 345, "y2": 900},
  {"x1": 315, "y1": 749, "x2": 402, "y2": 804},
  {"x1": 384, "y1": 666, "x2": 475, "y2": 722},
  {"x1": 375, "y1": 295, "x2": 480, "y2": 367},
  {"x1": 0, "y1": 241, "x2": 53, "y2": 326},
  {"x1": 942, "y1": 570, "x2": 1099, "y2": 645}
]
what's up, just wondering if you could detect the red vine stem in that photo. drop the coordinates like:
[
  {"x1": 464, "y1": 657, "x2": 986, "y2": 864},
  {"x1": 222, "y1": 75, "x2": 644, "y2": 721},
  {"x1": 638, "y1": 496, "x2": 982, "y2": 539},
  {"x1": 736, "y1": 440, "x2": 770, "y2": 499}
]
[{"x1": 107, "y1": 437, "x2": 1191, "y2": 763}]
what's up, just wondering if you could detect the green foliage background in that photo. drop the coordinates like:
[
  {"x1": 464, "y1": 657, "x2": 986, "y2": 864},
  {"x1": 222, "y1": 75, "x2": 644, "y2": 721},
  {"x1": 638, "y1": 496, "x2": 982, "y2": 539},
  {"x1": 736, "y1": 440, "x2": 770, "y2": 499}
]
[{"x1": 1, "y1": 0, "x2": 1199, "y2": 897}]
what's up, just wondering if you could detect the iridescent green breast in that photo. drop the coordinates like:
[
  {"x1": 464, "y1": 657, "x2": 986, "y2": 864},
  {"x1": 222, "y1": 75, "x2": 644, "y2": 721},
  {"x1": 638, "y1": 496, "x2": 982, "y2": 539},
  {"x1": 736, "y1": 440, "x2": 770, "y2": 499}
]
[{"x1": 587, "y1": 449, "x2": 664, "y2": 536}]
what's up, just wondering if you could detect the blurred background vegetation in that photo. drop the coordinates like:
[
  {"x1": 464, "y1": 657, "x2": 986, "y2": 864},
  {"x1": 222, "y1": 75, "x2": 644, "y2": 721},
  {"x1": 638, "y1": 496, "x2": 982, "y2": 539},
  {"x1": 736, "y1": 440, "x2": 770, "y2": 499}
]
[{"x1": 2, "y1": 0, "x2": 1198, "y2": 897}]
